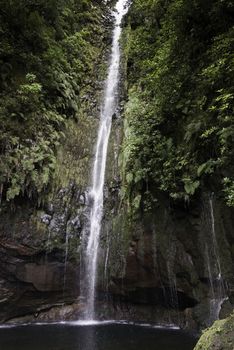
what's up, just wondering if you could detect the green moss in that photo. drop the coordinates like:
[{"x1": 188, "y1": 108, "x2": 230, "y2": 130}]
[
  {"x1": 53, "y1": 115, "x2": 97, "y2": 190},
  {"x1": 194, "y1": 313, "x2": 234, "y2": 350}
]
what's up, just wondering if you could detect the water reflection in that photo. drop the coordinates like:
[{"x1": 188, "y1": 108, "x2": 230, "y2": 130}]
[{"x1": 80, "y1": 324, "x2": 96, "y2": 350}]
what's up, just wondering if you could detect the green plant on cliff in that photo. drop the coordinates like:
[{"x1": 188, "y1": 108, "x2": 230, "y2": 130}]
[
  {"x1": 0, "y1": 0, "x2": 106, "y2": 202},
  {"x1": 122, "y1": 0, "x2": 234, "y2": 211}
]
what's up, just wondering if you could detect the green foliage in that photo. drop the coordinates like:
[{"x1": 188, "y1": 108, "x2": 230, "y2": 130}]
[
  {"x1": 223, "y1": 178, "x2": 234, "y2": 207},
  {"x1": 122, "y1": 0, "x2": 234, "y2": 210},
  {"x1": 0, "y1": 0, "x2": 106, "y2": 201},
  {"x1": 183, "y1": 178, "x2": 200, "y2": 196}
]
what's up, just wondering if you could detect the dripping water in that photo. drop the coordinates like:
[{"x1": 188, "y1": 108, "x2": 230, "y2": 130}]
[
  {"x1": 63, "y1": 231, "x2": 70, "y2": 293},
  {"x1": 80, "y1": 0, "x2": 129, "y2": 321},
  {"x1": 204, "y1": 195, "x2": 227, "y2": 324},
  {"x1": 104, "y1": 230, "x2": 110, "y2": 291}
]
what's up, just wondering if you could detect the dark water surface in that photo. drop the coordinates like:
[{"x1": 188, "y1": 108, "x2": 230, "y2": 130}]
[{"x1": 0, "y1": 322, "x2": 197, "y2": 350}]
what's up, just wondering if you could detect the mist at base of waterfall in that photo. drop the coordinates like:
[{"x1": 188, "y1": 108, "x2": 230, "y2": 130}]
[{"x1": 0, "y1": 323, "x2": 197, "y2": 350}]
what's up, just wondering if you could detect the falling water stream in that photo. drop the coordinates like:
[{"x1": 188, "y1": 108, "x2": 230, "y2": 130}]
[
  {"x1": 207, "y1": 196, "x2": 227, "y2": 324},
  {"x1": 81, "y1": 0, "x2": 129, "y2": 320}
]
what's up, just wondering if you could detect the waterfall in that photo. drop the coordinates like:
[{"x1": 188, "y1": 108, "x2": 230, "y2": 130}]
[
  {"x1": 209, "y1": 197, "x2": 223, "y2": 284},
  {"x1": 81, "y1": 0, "x2": 129, "y2": 321},
  {"x1": 204, "y1": 195, "x2": 227, "y2": 324}
]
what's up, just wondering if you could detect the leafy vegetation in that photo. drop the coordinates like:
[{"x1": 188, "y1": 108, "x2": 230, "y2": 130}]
[
  {"x1": 0, "y1": 0, "x2": 107, "y2": 202},
  {"x1": 122, "y1": 0, "x2": 234, "y2": 210}
]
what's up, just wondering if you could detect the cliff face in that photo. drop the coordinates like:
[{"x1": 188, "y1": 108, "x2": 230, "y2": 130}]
[
  {"x1": 0, "y1": 0, "x2": 233, "y2": 332},
  {"x1": 0, "y1": 0, "x2": 112, "y2": 322},
  {"x1": 98, "y1": 0, "x2": 234, "y2": 329},
  {"x1": 99, "y1": 189, "x2": 234, "y2": 329}
]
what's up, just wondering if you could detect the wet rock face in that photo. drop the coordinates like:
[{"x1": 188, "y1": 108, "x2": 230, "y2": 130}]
[
  {"x1": 0, "y1": 254, "x2": 78, "y2": 322},
  {"x1": 0, "y1": 182, "x2": 233, "y2": 328},
  {"x1": 99, "y1": 190, "x2": 234, "y2": 329},
  {"x1": 0, "y1": 243, "x2": 79, "y2": 322},
  {"x1": 0, "y1": 184, "x2": 85, "y2": 322},
  {"x1": 15, "y1": 262, "x2": 65, "y2": 292}
]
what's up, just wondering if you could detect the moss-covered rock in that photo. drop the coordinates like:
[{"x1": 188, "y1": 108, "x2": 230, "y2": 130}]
[{"x1": 194, "y1": 313, "x2": 234, "y2": 350}]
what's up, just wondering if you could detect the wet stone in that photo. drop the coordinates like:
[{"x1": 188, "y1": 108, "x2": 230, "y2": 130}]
[{"x1": 41, "y1": 214, "x2": 52, "y2": 225}]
